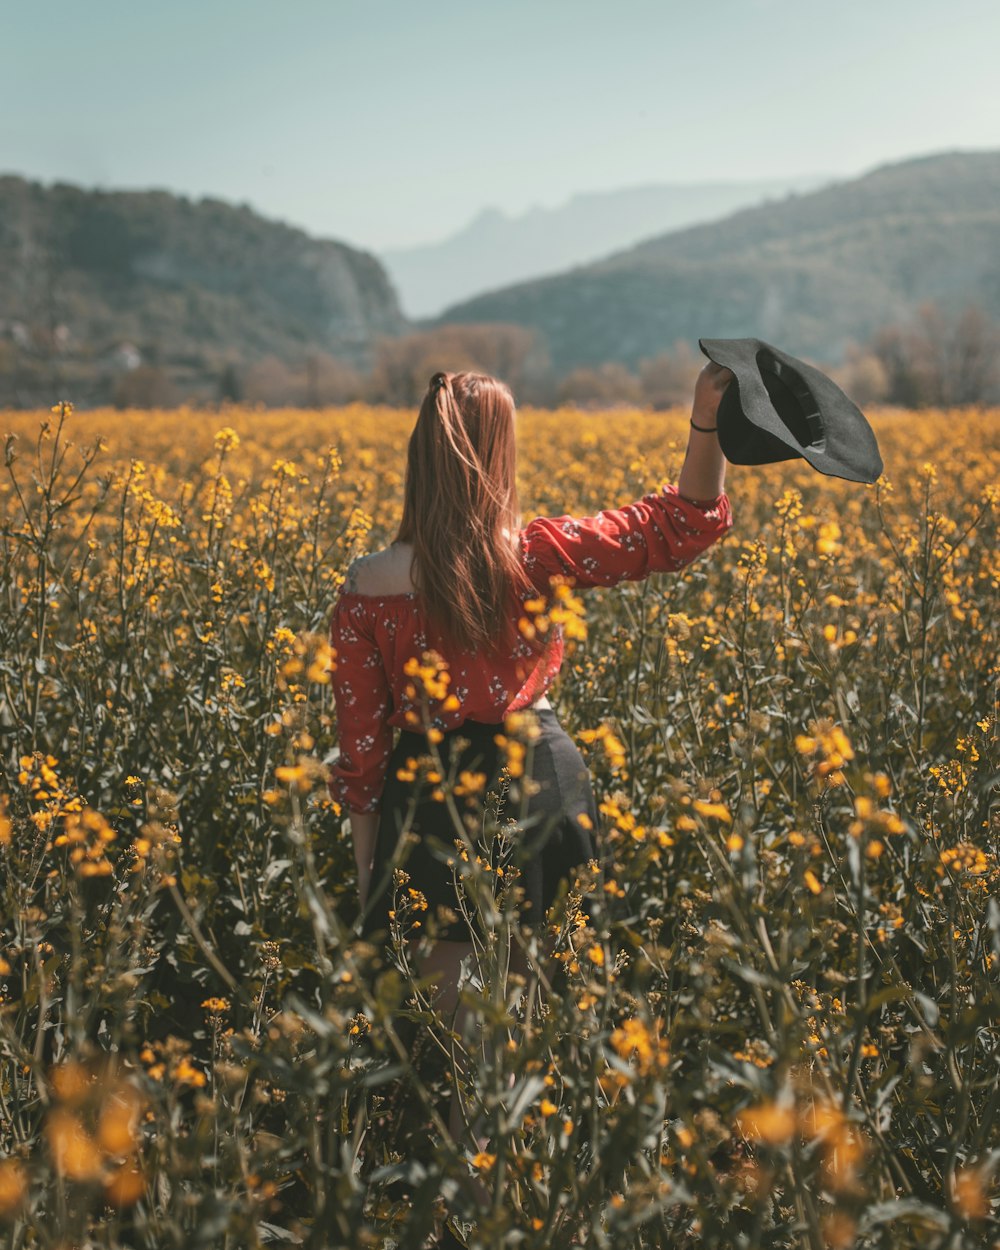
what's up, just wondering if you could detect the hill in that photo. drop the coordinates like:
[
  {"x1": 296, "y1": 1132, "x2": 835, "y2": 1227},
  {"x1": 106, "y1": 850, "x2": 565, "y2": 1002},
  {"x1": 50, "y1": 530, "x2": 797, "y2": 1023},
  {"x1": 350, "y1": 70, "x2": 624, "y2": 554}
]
[
  {"x1": 380, "y1": 174, "x2": 830, "y2": 318},
  {"x1": 0, "y1": 175, "x2": 407, "y2": 406},
  {"x1": 435, "y1": 150, "x2": 1000, "y2": 370}
]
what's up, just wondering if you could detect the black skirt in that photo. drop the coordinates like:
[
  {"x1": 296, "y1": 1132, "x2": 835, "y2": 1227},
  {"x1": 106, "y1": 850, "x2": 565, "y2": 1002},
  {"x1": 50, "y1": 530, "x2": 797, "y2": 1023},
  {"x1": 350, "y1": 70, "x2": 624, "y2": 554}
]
[{"x1": 360, "y1": 708, "x2": 599, "y2": 944}]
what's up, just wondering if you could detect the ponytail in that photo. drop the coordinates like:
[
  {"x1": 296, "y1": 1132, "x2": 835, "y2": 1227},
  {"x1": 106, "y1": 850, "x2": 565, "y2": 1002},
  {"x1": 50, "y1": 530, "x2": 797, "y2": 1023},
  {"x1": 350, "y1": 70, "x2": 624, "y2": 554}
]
[{"x1": 397, "y1": 371, "x2": 526, "y2": 652}]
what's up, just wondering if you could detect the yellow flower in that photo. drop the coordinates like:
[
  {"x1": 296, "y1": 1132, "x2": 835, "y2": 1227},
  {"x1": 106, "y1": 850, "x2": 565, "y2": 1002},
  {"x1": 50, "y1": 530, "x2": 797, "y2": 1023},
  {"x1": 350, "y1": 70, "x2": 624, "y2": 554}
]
[
  {"x1": 736, "y1": 1100, "x2": 796, "y2": 1145},
  {"x1": 46, "y1": 1109, "x2": 103, "y2": 1180},
  {"x1": 173, "y1": 1058, "x2": 206, "y2": 1088},
  {"x1": 0, "y1": 1159, "x2": 27, "y2": 1214},
  {"x1": 578, "y1": 723, "x2": 627, "y2": 771},
  {"x1": 96, "y1": 1086, "x2": 143, "y2": 1156},
  {"x1": 214, "y1": 426, "x2": 240, "y2": 452},
  {"x1": 104, "y1": 1162, "x2": 146, "y2": 1208},
  {"x1": 954, "y1": 1168, "x2": 989, "y2": 1220},
  {"x1": 940, "y1": 843, "x2": 988, "y2": 876},
  {"x1": 692, "y1": 799, "x2": 731, "y2": 824},
  {"x1": 610, "y1": 1017, "x2": 669, "y2": 1075}
]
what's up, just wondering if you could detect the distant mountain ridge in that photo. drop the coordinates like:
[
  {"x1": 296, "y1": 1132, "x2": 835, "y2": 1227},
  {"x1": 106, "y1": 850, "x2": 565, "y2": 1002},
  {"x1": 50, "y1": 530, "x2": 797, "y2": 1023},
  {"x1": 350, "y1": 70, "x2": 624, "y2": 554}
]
[
  {"x1": 381, "y1": 174, "x2": 831, "y2": 317},
  {"x1": 436, "y1": 150, "x2": 1000, "y2": 369},
  {"x1": 0, "y1": 174, "x2": 406, "y2": 404}
]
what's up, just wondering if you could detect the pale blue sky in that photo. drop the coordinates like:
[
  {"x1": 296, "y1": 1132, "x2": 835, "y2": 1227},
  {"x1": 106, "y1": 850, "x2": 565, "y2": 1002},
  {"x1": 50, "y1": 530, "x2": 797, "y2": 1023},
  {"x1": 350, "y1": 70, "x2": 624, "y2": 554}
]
[{"x1": 2, "y1": 0, "x2": 997, "y2": 250}]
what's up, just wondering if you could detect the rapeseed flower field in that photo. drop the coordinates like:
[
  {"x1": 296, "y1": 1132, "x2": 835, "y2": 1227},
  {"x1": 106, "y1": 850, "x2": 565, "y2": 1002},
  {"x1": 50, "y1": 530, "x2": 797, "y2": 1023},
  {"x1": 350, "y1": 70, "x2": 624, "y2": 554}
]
[{"x1": 0, "y1": 401, "x2": 997, "y2": 1249}]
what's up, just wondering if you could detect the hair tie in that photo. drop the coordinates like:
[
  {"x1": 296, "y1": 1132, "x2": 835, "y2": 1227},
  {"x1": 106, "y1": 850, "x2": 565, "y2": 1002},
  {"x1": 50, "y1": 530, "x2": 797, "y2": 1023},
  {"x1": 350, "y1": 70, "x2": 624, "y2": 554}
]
[{"x1": 429, "y1": 371, "x2": 448, "y2": 394}]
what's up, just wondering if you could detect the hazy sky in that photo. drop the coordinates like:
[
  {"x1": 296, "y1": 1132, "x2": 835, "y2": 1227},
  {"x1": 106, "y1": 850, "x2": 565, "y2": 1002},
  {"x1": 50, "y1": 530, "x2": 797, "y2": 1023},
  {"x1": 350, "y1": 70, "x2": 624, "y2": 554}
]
[{"x1": 3, "y1": 0, "x2": 997, "y2": 251}]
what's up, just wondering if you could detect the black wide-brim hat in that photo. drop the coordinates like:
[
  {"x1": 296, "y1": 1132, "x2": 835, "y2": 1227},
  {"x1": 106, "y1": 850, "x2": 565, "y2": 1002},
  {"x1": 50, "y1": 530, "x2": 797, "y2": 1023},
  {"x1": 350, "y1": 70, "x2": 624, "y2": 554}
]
[{"x1": 698, "y1": 337, "x2": 883, "y2": 484}]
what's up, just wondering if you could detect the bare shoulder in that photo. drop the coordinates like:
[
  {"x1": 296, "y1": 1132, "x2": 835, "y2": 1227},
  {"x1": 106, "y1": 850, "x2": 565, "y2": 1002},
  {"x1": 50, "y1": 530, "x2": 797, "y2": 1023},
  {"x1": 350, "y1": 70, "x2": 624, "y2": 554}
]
[{"x1": 344, "y1": 543, "x2": 416, "y2": 596}]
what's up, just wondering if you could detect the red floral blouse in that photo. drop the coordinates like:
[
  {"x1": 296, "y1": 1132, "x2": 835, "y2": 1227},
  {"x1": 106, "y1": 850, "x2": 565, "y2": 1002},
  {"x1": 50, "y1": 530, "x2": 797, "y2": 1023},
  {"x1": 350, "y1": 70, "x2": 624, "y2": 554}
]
[{"x1": 328, "y1": 483, "x2": 733, "y2": 813}]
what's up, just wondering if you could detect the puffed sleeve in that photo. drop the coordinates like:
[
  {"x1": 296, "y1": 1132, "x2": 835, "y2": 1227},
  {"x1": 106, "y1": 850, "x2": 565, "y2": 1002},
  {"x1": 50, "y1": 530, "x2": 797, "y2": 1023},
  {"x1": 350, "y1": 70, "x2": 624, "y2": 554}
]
[
  {"x1": 328, "y1": 594, "x2": 394, "y2": 814},
  {"x1": 520, "y1": 483, "x2": 733, "y2": 592}
]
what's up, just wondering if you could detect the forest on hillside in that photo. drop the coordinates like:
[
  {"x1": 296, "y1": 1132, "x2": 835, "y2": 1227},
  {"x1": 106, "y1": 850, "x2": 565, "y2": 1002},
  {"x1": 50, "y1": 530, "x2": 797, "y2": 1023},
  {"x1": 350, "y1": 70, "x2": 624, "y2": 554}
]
[{"x1": 3, "y1": 153, "x2": 1000, "y2": 411}]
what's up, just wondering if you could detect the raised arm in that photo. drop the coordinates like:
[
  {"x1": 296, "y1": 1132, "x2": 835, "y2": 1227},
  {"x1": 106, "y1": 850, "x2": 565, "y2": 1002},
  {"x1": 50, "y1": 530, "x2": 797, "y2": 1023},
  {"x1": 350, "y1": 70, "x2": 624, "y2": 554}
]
[
  {"x1": 519, "y1": 364, "x2": 734, "y2": 593},
  {"x1": 677, "y1": 362, "x2": 732, "y2": 502}
]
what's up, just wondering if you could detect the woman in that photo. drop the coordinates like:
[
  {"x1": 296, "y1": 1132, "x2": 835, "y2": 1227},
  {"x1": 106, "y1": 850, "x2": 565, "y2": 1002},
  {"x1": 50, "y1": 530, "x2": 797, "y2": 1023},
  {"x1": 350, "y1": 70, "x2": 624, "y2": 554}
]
[{"x1": 327, "y1": 363, "x2": 733, "y2": 1234}]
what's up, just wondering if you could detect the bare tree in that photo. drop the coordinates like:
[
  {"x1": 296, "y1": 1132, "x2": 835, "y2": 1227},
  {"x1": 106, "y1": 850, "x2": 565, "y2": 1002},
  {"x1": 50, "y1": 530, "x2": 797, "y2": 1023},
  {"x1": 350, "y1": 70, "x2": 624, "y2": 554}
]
[
  {"x1": 557, "y1": 362, "x2": 643, "y2": 408},
  {"x1": 112, "y1": 365, "x2": 176, "y2": 409},
  {"x1": 369, "y1": 324, "x2": 550, "y2": 406},
  {"x1": 871, "y1": 300, "x2": 1000, "y2": 406},
  {"x1": 244, "y1": 356, "x2": 298, "y2": 407},
  {"x1": 638, "y1": 341, "x2": 702, "y2": 409},
  {"x1": 828, "y1": 343, "x2": 890, "y2": 407}
]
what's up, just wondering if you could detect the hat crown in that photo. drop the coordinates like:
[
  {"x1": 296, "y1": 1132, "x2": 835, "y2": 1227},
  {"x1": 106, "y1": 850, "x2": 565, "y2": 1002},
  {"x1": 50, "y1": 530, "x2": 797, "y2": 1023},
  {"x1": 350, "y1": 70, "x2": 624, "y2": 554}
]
[{"x1": 755, "y1": 347, "x2": 827, "y2": 453}]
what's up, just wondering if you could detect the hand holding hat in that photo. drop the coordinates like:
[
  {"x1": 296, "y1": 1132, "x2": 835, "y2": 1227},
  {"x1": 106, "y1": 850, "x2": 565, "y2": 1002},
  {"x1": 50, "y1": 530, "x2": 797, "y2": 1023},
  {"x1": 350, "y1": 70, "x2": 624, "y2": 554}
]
[
  {"x1": 691, "y1": 361, "x2": 736, "y2": 427},
  {"x1": 698, "y1": 338, "x2": 883, "y2": 484}
]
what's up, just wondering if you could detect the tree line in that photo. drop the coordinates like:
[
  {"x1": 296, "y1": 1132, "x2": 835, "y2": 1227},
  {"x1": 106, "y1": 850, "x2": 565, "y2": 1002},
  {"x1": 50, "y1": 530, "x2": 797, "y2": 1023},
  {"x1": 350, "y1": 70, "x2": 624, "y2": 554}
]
[
  {"x1": 3, "y1": 300, "x2": 998, "y2": 411},
  {"x1": 215, "y1": 300, "x2": 1000, "y2": 411}
]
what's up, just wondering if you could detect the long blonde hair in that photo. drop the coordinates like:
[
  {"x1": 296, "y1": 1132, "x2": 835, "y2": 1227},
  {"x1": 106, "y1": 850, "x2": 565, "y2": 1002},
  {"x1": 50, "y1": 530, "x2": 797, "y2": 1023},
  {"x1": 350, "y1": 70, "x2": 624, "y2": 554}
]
[{"x1": 396, "y1": 371, "x2": 527, "y2": 652}]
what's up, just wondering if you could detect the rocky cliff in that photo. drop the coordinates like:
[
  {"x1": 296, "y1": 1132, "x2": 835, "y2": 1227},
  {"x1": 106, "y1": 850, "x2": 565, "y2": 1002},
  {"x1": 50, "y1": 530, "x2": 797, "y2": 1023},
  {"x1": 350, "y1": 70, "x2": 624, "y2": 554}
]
[{"x1": 0, "y1": 175, "x2": 407, "y2": 406}]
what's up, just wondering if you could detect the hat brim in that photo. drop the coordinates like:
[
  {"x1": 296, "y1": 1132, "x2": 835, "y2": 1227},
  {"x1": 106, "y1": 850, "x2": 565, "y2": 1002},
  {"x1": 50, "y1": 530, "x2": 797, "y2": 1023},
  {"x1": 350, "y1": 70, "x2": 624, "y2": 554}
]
[{"x1": 699, "y1": 337, "x2": 883, "y2": 484}]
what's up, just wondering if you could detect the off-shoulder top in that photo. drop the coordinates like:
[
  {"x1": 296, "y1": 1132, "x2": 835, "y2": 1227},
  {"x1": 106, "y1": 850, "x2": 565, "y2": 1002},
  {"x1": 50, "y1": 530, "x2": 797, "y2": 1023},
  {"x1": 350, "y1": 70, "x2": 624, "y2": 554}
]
[{"x1": 328, "y1": 483, "x2": 733, "y2": 813}]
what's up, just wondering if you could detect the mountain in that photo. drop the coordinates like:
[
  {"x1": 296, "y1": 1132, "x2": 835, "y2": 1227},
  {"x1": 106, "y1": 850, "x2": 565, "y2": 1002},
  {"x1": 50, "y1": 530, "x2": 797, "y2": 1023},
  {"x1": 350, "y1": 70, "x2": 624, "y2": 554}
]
[
  {"x1": 0, "y1": 175, "x2": 407, "y2": 406},
  {"x1": 381, "y1": 175, "x2": 831, "y2": 318},
  {"x1": 435, "y1": 150, "x2": 1000, "y2": 370}
]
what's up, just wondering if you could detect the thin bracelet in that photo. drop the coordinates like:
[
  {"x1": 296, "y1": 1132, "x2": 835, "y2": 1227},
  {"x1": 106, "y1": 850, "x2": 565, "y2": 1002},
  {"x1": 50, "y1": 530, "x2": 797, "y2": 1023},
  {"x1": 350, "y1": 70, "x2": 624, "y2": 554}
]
[{"x1": 690, "y1": 419, "x2": 718, "y2": 433}]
